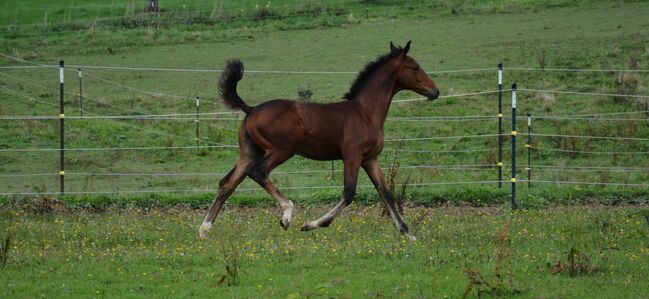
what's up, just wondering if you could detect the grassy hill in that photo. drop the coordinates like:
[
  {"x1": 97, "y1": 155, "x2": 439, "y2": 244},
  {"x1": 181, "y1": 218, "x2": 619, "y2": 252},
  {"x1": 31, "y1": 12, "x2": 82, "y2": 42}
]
[{"x1": 1, "y1": 0, "x2": 648, "y2": 206}]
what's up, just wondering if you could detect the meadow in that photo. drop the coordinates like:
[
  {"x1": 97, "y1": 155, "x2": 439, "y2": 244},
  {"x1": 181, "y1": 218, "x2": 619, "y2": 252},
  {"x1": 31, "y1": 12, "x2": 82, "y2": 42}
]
[
  {"x1": 1, "y1": 1, "x2": 649, "y2": 297},
  {"x1": 0, "y1": 0, "x2": 647, "y2": 205},
  {"x1": 1, "y1": 205, "x2": 649, "y2": 298}
]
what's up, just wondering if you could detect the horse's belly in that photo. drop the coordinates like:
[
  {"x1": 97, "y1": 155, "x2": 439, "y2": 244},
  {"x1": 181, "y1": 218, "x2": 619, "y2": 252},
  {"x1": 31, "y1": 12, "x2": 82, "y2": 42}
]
[{"x1": 295, "y1": 139, "x2": 341, "y2": 161}]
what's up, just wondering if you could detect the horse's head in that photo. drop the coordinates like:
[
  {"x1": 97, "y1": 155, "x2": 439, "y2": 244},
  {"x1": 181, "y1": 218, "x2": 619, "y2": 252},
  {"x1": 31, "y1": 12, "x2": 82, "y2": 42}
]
[{"x1": 390, "y1": 41, "x2": 440, "y2": 101}]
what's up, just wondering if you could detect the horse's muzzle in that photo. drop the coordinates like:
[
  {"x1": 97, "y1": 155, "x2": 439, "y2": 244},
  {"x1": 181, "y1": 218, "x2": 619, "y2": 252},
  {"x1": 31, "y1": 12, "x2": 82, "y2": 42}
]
[{"x1": 427, "y1": 89, "x2": 440, "y2": 101}]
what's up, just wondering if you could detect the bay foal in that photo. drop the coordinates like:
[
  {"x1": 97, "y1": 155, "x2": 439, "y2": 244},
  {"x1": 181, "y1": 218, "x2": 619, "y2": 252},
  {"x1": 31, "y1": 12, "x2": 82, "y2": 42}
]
[{"x1": 200, "y1": 41, "x2": 440, "y2": 240}]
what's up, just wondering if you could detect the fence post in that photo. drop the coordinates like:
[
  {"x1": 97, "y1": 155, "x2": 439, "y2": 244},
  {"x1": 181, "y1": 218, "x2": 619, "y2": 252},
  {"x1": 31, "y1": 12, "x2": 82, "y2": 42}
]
[
  {"x1": 78, "y1": 68, "x2": 83, "y2": 117},
  {"x1": 497, "y1": 62, "x2": 503, "y2": 188},
  {"x1": 510, "y1": 82, "x2": 517, "y2": 209},
  {"x1": 331, "y1": 161, "x2": 335, "y2": 181},
  {"x1": 195, "y1": 96, "x2": 200, "y2": 154},
  {"x1": 526, "y1": 113, "x2": 531, "y2": 188},
  {"x1": 59, "y1": 60, "x2": 65, "y2": 195}
]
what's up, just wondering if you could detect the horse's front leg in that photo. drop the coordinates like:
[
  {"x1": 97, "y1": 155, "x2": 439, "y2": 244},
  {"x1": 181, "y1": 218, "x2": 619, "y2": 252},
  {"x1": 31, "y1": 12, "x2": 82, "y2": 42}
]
[
  {"x1": 301, "y1": 157, "x2": 360, "y2": 231},
  {"x1": 362, "y1": 156, "x2": 416, "y2": 241}
]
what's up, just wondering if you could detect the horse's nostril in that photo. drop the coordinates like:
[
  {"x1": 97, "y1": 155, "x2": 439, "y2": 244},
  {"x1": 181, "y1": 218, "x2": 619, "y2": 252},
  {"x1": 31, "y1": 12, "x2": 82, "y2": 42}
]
[{"x1": 427, "y1": 89, "x2": 439, "y2": 101}]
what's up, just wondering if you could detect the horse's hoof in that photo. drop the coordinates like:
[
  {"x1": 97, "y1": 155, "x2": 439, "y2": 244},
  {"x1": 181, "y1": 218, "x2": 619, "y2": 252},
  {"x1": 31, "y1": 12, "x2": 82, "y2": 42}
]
[
  {"x1": 199, "y1": 229, "x2": 208, "y2": 240},
  {"x1": 405, "y1": 233, "x2": 417, "y2": 241},
  {"x1": 280, "y1": 219, "x2": 290, "y2": 231},
  {"x1": 300, "y1": 222, "x2": 314, "y2": 231},
  {"x1": 199, "y1": 222, "x2": 212, "y2": 240}
]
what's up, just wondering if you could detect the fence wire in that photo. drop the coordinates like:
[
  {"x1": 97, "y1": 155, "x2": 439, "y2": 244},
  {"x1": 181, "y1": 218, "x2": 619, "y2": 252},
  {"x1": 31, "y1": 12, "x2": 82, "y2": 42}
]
[
  {"x1": 524, "y1": 165, "x2": 649, "y2": 172},
  {"x1": 524, "y1": 133, "x2": 649, "y2": 142},
  {"x1": 2, "y1": 56, "x2": 648, "y2": 196},
  {"x1": 0, "y1": 164, "x2": 499, "y2": 179},
  {"x1": 529, "y1": 146, "x2": 649, "y2": 155},
  {"x1": 0, "y1": 180, "x2": 503, "y2": 196},
  {"x1": 521, "y1": 180, "x2": 649, "y2": 187},
  {"x1": 519, "y1": 88, "x2": 649, "y2": 99}
]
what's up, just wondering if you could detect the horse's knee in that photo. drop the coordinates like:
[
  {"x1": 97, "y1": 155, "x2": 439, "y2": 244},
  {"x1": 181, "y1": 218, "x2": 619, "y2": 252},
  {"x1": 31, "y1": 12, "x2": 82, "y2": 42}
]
[
  {"x1": 216, "y1": 184, "x2": 236, "y2": 200},
  {"x1": 381, "y1": 188, "x2": 395, "y2": 200},
  {"x1": 247, "y1": 167, "x2": 266, "y2": 185},
  {"x1": 214, "y1": 186, "x2": 234, "y2": 200},
  {"x1": 218, "y1": 168, "x2": 236, "y2": 188},
  {"x1": 218, "y1": 177, "x2": 226, "y2": 188}
]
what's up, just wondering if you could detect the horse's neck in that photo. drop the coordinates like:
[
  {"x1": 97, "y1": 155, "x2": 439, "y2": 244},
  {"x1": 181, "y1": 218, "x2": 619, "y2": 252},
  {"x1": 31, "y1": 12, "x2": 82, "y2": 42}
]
[{"x1": 355, "y1": 71, "x2": 399, "y2": 129}]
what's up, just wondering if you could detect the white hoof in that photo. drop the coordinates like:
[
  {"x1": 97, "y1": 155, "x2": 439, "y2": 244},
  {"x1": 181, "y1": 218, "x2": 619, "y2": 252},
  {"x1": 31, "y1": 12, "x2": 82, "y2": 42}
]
[
  {"x1": 280, "y1": 218, "x2": 290, "y2": 231},
  {"x1": 300, "y1": 221, "x2": 318, "y2": 231},
  {"x1": 199, "y1": 221, "x2": 212, "y2": 240},
  {"x1": 278, "y1": 201, "x2": 293, "y2": 231},
  {"x1": 282, "y1": 202, "x2": 293, "y2": 226},
  {"x1": 405, "y1": 233, "x2": 417, "y2": 241}
]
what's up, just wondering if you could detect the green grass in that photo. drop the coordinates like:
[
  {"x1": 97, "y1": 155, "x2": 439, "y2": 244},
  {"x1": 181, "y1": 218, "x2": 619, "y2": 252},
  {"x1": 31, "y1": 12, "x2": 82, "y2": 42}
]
[
  {"x1": 1, "y1": 2, "x2": 649, "y2": 298},
  {"x1": 1, "y1": 1, "x2": 648, "y2": 204},
  {"x1": 1, "y1": 205, "x2": 648, "y2": 297},
  {"x1": 0, "y1": 0, "x2": 602, "y2": 29},
  {"x1": 0, "y1": 1, "x2": 649, "y2": 202}
]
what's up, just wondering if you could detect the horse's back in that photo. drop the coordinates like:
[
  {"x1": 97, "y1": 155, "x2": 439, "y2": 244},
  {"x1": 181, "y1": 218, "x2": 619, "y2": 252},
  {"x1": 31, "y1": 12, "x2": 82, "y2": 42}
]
[
  {"x1": 243, "y1": 99, "x2": 351, "y2": 159},
  {"x1": 246, "y1": 99, "x2": 351, "y2": 134},
  {"x1": 244, "y1": 99, "x2": 301, "y2": 148}
]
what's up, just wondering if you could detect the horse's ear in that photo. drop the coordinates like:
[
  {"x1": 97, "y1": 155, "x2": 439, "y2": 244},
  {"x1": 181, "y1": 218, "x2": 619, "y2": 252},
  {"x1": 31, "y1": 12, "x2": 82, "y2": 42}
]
[
  {"x1": 403, "y1": 40, "x2": 411, "y2": 56},
  {"x1": 390, "y1": 41, "x2": 399, "y2": 54}
]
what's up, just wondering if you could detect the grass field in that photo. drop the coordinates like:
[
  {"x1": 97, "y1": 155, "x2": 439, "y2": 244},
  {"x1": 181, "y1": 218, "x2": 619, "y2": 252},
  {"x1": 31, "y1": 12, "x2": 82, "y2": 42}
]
[
  {"x1": 1, "y1": 1, "x2": 648, "y2": 205},
  {"x1": 1, "y1": 2, "x2": 649, "y2": 297},
  {"x1": 1, "y1": 205, "x2": 648, "y2": 297}
]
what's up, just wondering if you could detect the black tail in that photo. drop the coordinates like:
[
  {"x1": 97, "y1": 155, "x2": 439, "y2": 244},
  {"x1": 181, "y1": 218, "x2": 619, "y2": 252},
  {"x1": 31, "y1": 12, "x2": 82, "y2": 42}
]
[{"x1": 219, "y1": 59, "x2": 252, "y2": 114}]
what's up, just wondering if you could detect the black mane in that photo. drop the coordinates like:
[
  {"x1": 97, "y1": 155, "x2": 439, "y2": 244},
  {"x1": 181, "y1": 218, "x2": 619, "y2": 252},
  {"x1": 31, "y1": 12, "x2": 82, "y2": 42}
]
[{"x1": 343, "y1": 49, "x2": 403, "y2": 100}]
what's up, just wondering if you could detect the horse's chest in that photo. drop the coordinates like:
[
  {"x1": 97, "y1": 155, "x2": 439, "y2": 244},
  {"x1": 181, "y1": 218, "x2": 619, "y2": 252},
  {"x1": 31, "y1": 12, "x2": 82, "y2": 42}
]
[
  {"x1": 364, "y1": 145, "x2": 383, "y2": 158},
  {"x1": 361, "y1": 133, "x2": 384, "y2": 157}
]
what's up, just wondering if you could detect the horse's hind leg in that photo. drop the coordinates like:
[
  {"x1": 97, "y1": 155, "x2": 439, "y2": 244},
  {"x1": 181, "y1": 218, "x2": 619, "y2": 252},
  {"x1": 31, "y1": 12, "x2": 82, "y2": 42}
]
[
  {"x1": 247, "y1": 151, "x2": 295, "y2": 230},
  {"x1": 199, "y1": 127, "x2": 259, "y2": 239},
  {"x1": 199, "y1": 158, "x2": 251, "y2": 239},
  {"x1": 301, "y1": 157, "x2": 360, "y2": 231}
]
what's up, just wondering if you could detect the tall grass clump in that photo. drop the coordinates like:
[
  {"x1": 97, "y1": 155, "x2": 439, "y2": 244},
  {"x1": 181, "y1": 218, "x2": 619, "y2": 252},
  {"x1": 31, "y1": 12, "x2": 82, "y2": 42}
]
[
  {"x1": 462, "y1": 219, "x2": 517, "y2": 298},
  {"x1": 0, "y1": 230, "x2": 14, "y2": 268},
  {"x1": 384, "y1": 142, "x2": 409, "y2": 216},
  {"x1": 215, "y1": 238, "x2": 240, "y2": 287}
]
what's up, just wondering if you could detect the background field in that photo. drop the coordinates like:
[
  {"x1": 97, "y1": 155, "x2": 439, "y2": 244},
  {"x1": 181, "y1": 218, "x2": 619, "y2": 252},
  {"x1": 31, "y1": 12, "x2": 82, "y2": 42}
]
[
  {"x1": 1, "y1": 0, "x2": 648, "y2": 205},
  {"x1": 1, "y1": 1, "x2": 649, "y2": 297}
]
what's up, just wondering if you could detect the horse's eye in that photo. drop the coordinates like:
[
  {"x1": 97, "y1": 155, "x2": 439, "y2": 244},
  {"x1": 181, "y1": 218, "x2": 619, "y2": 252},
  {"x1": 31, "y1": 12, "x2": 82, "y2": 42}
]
[{"x1": 413, "y1": 64, "x2": 420, "y2": 71}]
